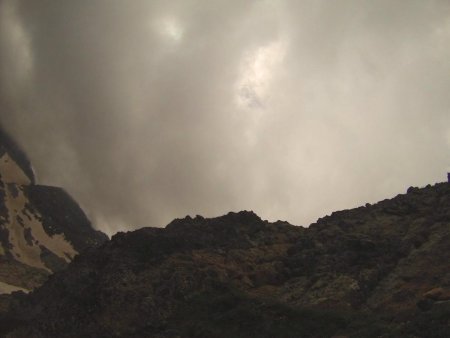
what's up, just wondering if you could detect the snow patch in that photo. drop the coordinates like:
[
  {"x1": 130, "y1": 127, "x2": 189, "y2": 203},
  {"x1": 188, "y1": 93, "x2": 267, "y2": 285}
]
[
  {"x1": 0, "y1": 280, "x2": 29, "y2": 294},
  {"x1": 3, "y1": 184, "x2": 77, "y2": 271}
]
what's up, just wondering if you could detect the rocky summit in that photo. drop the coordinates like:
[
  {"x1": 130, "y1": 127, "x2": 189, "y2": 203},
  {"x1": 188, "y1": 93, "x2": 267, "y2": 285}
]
[
  {"x1": 0, "y1": 128, "x2": 107, "y2": 306},
  {"x1": 2, "y1": 181, "x2": 450, "y2": 337}
]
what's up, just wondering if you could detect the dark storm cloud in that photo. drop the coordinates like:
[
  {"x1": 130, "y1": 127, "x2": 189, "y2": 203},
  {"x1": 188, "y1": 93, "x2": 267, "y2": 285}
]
[{"x1": 1, "y1": 0, "x2": 450, "y2": 234}]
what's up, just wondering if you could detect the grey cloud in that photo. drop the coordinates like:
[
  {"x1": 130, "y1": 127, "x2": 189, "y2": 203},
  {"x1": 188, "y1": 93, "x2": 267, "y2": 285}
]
[{"x1": 1, "y1": 0, "x2": 449, "y2": 235}]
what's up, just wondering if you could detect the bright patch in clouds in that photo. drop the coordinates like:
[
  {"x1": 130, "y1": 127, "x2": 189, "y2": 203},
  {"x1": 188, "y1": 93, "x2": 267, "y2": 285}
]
[
  {"x1": 236, "y1": 40, "x2": 287, "y2": 109},
  {"x1": 155, "y1": 17, "x2": 184, "y2": 42}
]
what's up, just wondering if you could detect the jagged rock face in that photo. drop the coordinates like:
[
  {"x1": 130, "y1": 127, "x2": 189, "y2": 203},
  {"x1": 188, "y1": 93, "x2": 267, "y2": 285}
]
[
  {"x1": 0, "y1": 128, "x2": 107, "y2": 294},
  {"x1": 5, "y1": 184, "x2": 450, "y2": 337}
]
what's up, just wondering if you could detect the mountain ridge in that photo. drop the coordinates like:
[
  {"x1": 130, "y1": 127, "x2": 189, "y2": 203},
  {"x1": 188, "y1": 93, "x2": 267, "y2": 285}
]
[{"x1": 3, "y1": 181, "x2": 450, "y2": 337}]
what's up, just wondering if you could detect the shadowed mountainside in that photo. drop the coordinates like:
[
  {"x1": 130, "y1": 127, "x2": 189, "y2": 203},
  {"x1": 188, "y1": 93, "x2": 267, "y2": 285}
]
[
  {"x1": 4, "y1": 182, "x2": 450, "y2": 337},
  {"x1": 0, "y1": 127, "x2": 107, "y2": 299}
]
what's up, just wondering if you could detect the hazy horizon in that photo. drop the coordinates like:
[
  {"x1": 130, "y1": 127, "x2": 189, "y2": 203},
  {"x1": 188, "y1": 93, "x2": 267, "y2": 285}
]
[{"x1": 1, "y1": 0, "x2": 450, "y2": 235}]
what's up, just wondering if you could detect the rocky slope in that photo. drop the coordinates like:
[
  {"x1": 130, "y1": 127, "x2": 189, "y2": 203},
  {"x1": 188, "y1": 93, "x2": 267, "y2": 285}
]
[
  {"x1": 0, "y1": 127, "x2": 107, "y2": 295},
  {"x1": 3, "y1": 182, "x2": 450, "y2": 337}
]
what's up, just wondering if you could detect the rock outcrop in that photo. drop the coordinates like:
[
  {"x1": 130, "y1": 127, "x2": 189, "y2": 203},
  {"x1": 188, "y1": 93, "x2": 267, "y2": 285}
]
[
  {"x1": 0, "y1": 127, "x2": 107, "y2": 295},
  {"x1": 4, "y1": 182, "x2": 450, "y2": 337}
]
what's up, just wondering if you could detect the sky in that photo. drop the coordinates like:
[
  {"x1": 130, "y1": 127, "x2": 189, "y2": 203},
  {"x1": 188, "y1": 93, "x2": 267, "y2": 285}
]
[{"x1": 1, "y1": 0, "x2": 450, "y2": 235}]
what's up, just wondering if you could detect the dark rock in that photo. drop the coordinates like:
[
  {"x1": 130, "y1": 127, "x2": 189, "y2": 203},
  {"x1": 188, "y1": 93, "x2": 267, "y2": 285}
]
[
  {"x1": 39, "y1": 246, "x2": 68, "y2": 272},
  {"x1": 2, "y1": 174, "x2": 450, "y2": 336},
  {"x1": 24, "y1": 185, "x2": 107, "y2": 251}
]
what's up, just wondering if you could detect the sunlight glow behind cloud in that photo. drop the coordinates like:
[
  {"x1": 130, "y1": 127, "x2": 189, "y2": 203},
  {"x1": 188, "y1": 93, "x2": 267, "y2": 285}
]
[
  {"x1": 236, "y1": 40, "x2": 287, "y2": 110},
  {"x1": 155, "y1": 16, "x2": 184, "y2": 43}
]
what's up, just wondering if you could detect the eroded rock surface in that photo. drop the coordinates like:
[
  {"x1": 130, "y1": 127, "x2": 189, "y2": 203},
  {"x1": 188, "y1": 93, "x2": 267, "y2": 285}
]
[{"x1": 5, "y1": 182, "x2": 450, "y2": 337}]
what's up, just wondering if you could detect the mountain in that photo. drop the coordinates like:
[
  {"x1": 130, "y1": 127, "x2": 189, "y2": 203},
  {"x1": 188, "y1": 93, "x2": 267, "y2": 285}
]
[
  {"x1": 0, "y1": 127, "x2": 107, "y2": 296},
  {"x1": 3, "y1": 182, "x2": 450, "y2": 337}
]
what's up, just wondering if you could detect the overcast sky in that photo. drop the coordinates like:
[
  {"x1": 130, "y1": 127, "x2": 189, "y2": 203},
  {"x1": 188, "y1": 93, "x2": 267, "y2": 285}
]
[{"x1": 1, "y1": 0, "x2": 450, "y2": 235}]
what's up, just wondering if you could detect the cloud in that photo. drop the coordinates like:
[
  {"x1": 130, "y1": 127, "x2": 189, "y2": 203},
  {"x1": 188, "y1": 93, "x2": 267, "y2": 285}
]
[{"x1": 1, "y1": 0, "x2": 449, "y2": 235}]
